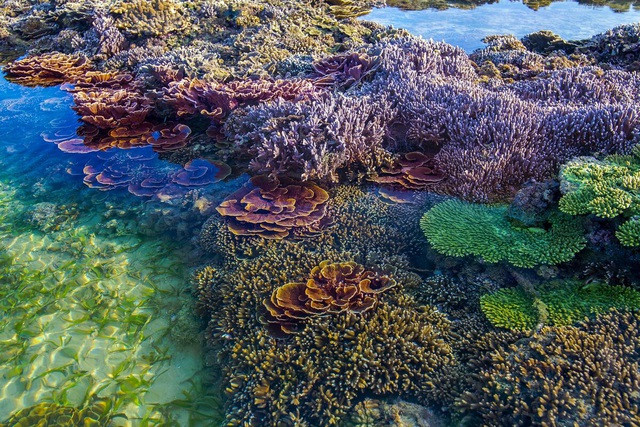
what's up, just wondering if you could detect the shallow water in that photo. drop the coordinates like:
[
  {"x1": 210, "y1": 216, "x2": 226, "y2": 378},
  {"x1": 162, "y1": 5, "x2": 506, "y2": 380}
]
[
  {"x1": 365, "y1": 0, "x2": 640, "y2": 51},
  {"x1": 0, "y1": 78, "x2": 225, "y2": 425}
]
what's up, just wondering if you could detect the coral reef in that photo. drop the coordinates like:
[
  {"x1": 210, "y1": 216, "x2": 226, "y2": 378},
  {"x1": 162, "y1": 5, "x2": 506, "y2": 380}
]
[
  {"x1": 420, "y1": 199, "x2": 586, "y2": 268},
  {"x1": 196, "y1": 186, "x2": 449, "y2": 425},
  {"x1": 559, "y1": 145, "x2": 640, "y2": 247},
  {"x1": 3, "y1": 53, "x2": 91, "y2": 86},
  {"x1": 264, "y1": 260, "x2": 396, "y2": 334},
  {"x1": 458, "y1": 310, "x2": 640, "y2": 425},
  {"x1": 216, "y1": 175, "x2": 330, "y2": 239},
  {"x1": 480, "y1": 281, "x2": 640, "y2": 330}
]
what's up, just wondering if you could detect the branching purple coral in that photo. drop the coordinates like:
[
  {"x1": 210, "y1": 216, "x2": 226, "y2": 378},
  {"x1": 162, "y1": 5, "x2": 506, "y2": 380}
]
[
  {"x1": 222, "y1": 36, "x2": 640, "y2": 201},
  {"x1": 224, "y1": 93, "x2": 396, "y2": 182}
]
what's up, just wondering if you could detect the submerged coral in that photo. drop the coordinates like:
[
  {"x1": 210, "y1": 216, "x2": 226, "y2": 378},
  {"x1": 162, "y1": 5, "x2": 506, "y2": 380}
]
[
  {"x1": 480, "y1": 281, "x2": 640, "y2": 330},
  {"x1": 458, "y1": 310, "x2": 640, "y2": 425},
  {"x1": 420, "y1": 199, "x2": 586, "y2": 268},
  {"x1": 196, "y1": 186, "x2": 449, "y2": 425},
  {"x1": 264, "y1": 260, "x2": 396, "y2": 334},
  {"x1": 216, "y1": 175, "x2": 330, "y2": 239}
]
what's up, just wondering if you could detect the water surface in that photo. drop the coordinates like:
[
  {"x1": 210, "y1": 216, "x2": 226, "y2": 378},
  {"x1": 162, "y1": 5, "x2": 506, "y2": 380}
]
[{"x1": 365, "y1": 0, "x2": 640, "y2": 51}]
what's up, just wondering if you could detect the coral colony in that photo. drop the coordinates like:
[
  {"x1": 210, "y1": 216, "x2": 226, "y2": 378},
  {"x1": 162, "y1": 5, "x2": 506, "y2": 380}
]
[{"x1": 2, "y1": 0, "x2": 640, "y2": 425}]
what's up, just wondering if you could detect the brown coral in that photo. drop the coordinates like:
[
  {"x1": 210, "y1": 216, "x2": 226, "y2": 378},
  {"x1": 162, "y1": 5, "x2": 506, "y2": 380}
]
[
  {"x1": 216, "y1": 175, "x2": 330, "y2": 239},
  {"x1": 80, "y1": 122, "x2": 191, "y2": 152},
  {"x1": 369, "y1": 152, "x2": 444, "y2": 190},
  {"x1": 458, "y1": 310, "x2": 640, "y2": 425},
  {"x1": 264, "y1": 260, "x2": 396, "y2": 333},
  {"x1": 110, "y1": 0, "x2": 190, "y2": 37},
  {"x1": 161, "y1": 77, "x2": 318, "y2": 122},
  {"x1": 71, "y1": 88, "x2": 152, "y2": 129},
  {"x1": 3, "y1": 53, "x2": 91, "y2": 87}
]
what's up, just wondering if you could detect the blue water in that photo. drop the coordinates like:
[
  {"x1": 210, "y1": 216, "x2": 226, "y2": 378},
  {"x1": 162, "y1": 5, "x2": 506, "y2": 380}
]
[{"x1": 365, "y1": 0, "x2": 640, "y2": 51}]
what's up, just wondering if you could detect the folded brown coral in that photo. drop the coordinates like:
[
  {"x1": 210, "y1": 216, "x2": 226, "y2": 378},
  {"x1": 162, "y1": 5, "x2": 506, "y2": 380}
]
[
  {"x1": 80, "y1": 122, "x2": 191, "y2": 152},
  {"x1": 216, "y1": 175, "x2": 330, "y2": 239},
  {"x1": 311, "y1": 52, "x2": 380, "y2": 89},
  {"x1": 71, "y1": 88, "x2": 152, "y2": 129},
  {"x1": 264, "y1": 260, "x2": 397, "y2": 334},
  {"x1": 4, "y1": 53, "x2": 91, "y2": 87},
  {"x1": 369, "y1": 152, "x2": 444, "y2": 190},
  {"x1": 162, "y1": 78, "x2": 318, "y2": 122}
]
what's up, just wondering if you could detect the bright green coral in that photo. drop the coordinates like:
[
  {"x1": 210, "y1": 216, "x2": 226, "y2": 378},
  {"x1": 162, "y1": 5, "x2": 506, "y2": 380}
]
[
  {"x1": 559, "y1": 146, "x2": 640, "y2": 246},
  {"x1": 616, "y1": 218, "x2": 640, "y2": 246},
  {"x1": 420, "y1": 199, "x2": 586, "y2": 268},
  {"x1": 480, "y1": 282, "x2": 640, "y2": 331}
]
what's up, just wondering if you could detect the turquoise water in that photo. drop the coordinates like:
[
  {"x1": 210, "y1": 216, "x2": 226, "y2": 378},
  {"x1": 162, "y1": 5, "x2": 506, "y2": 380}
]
[
  {"x1": 0, "y1": 78, "x2": 226, "y2": 424},
  {"x1": 365, "y1": 0, "x2": 640, "y2": 51}
]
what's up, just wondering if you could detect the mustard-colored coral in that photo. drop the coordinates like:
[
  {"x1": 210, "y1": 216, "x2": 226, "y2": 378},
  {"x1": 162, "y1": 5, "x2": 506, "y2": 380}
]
[
  {"x1": 196, "y1": 186, "x2": 452, "y2": 425},
  {"x1": 110, "y1": 0, "x2": 191, "y2": 37},
  {"x1": 458, "y1": 310, "x2": 640, "y2": 425}
]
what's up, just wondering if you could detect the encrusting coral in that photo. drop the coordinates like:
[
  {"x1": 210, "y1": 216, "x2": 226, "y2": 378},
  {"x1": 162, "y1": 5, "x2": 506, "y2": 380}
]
[
  {"x1": 263, "y1": 260, "x2": 397, "y2": 334},
  {"x1": 480, "y1": 281, "x2": 640, "y2": 331},
  {"x1": 216, "y1": 174, "x2": 331, "y2": 239},
  {"x1": 420, "y1": 199, "x2": 586, "y2": 268},
  {"x1": 458, "y1": 310, "x2": 640, "y2": 425},
  {"x1": 559, "y1": 145, "x2": 640, "y2": 247}
]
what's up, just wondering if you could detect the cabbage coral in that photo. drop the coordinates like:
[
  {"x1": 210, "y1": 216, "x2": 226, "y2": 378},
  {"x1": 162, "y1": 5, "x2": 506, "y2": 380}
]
[
  {"x1": 264, "y1": 260, "x2": 396, "y2": 334},
  {"x1": 559, "y1": 145, "x2": 640, "y2": 246},
  {"x1": 480, "y1": 281, "x2": 640, "y2": 331},
  {"x1": 420, "y1": 199, "x2": 586, "y2": 268}
]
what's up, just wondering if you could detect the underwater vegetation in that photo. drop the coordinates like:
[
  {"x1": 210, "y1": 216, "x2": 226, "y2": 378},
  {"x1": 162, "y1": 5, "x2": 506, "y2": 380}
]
[
  {"x1": 559, "y1": 145, "x2": 640, "y2": 247},
  {"x1": 420, "y1": 199, "x2": 586, "y2": 267},
  {"x1": 480, "y1": 281, "x2": 640, "y2": 330}
]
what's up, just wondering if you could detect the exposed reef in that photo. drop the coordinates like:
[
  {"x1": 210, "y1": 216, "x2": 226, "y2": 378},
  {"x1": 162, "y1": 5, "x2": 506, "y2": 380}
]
[{"x1": 2, "y1": 1, "x2": 640, "y2": 426}]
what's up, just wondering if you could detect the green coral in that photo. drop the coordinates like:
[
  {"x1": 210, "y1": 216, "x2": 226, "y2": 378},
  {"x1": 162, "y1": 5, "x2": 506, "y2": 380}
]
[
  {"x1": 616, "y1": 217, "x2": 640, "y2": 246},
  {"x1": 480, "y1": 281, "x2": 640, "y2": 331},
  {"x1": 420, "y1": 199, "x2": 586, "y2": 268},
  {"x1": 559, "y1": 146, "x2": 640, "y2": 246}
]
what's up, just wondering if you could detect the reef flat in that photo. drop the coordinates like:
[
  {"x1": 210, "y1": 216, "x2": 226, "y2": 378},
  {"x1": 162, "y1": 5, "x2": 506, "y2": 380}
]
[{"x1": 1, "y1": 0, "x2": 640, "y2": 425}]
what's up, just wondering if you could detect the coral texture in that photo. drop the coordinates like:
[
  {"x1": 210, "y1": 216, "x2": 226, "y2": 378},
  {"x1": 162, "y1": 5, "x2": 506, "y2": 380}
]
[
  {"x1": 4, "y1": 53, "x2": 91, "y2": 86},
  {"x1": 216, "y1": 175, "x2": 330, "y2": 239},
  {"x1": 458, "y1": 311, "x2": 640, "y2": 425},
  {"x1": 264, "y1": 260, "x2": 396, "y2": 333},
  {"x1": 420, "y1": 199, "x2": 586, "y2": 267},
  {"x1": 480, "y1": 281, "x2": 640, "y2": 330}
]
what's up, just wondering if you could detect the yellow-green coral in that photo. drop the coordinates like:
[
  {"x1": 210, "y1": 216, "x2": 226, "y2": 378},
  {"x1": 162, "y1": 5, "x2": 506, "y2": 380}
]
[
  {"x1": 0, "y1": 398, "x2": 113, "y2": 427},
  {"x1": 420, "y1": 199, "x2": 586, "y2": 268},
  {"x1": 480, "y1": 281, "x2": 640, "y2": 330},
  {"x1": 616, "y1": 217, "x2": 640, "y2": 246},
  {"x1": 559, "y1": 147, "x2": 640, "y2": 246},
  {"x1": 196, "y1": 186, "x2": 453, "y2": 425}
]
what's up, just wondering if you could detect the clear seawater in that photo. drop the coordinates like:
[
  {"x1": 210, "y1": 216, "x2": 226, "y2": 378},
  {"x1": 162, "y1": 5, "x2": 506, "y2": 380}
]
[
  {"x1": 364, "y1": 0, "x2": 640, "y2": 51},
  {"x1": 0, "y1": 78, "x2": 228, "y2": 424}
]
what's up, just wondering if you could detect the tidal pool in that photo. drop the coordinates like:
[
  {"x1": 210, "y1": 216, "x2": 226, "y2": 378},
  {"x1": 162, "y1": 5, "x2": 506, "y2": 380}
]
[
  {"x1": 364, "y1": 0, "x2": 640, "y2": 51},
  {"x1": 0, "y1": 78, "x2": 225, "y2": 425}
]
